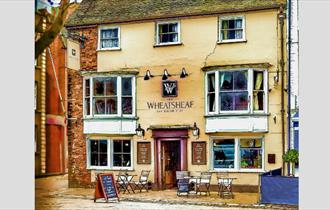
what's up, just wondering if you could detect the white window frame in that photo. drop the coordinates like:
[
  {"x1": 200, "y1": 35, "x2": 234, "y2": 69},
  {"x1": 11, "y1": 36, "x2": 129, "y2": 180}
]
[
  {"x1": 218, "y1": 15, "x2": 246, "y2": 43},
  {"x1": 156, "y1": 20, "x2": 181, "y2": 45},
  {"x1": 98, "y1": 25, "x2": 121, "y2": 50},
  {"x1": 210, "y1": 136, "x2": 265, "y2": 172},
  {"x1": 205, "y1": 69, "x2": 268, "y2": 115},
  {"x1": 86, "y1": 138, "x2": 133, "y2": 170},
  {"x1": 83, "y1": 76, "x2": 136, "y2": 118}
]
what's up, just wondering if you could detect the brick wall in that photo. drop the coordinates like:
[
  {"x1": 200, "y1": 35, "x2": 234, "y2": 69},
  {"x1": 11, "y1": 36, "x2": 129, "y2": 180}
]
[
  {"x1": 67, "y1": 68, "x2": 92, "y2": 188},
  {"x1": 80, "y1": 27, "x2": 97, "y2": 71}
]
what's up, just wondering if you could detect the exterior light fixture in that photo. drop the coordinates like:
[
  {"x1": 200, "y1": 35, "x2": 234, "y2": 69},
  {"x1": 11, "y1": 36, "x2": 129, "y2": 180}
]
[
  {"x1": 144, "y1": 70, "x2": 153, "y2": 80},
  {"x1": 192, "y1": 122, "x2": 200, "y2": 137},
  {"x1": 135, "y1": 124, "x2": 145, "y2": 137},
  {"x1": 180, "y1": 67, "x2": 188, "y2": 78},
  {"x1": 162, "y1": 69, "x2": 171, "y2": 80}
]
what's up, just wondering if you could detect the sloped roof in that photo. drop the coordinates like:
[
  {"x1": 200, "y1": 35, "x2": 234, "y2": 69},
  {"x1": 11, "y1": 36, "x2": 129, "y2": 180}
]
[{"x1": 65, "y1": 0, "x2": 286, "y2": 28}]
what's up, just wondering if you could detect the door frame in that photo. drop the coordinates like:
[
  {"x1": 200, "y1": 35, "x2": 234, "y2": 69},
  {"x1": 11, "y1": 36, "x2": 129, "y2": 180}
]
[{"x1": 154, "y1": 137, "x2": 187, "y2": 190}]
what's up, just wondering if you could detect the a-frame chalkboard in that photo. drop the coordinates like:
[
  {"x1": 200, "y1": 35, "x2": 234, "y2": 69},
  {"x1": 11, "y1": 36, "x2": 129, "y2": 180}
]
[{"x1": 94, "y1": 173, "x2": 119, "y2": 202}]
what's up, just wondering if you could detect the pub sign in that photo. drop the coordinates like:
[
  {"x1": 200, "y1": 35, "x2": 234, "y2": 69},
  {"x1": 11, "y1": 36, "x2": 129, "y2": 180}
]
[{"x1": 162, "y1": 80, "x2": 177, "y2": 97}]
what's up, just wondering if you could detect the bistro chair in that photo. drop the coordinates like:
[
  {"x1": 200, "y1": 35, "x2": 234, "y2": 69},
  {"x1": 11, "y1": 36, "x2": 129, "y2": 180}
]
[
  {"x1": 176, "y1": 171, "x2": 190, "y2": 196},
  {"x1": 132, "y1": 170, "x2": 151, "y2": 192},
  {"x1": 196, "y1": 172, "x2": 212, "y2": 196},
  {"x1": 217, "y1": 172, "x2": 234, "y2": 199}
]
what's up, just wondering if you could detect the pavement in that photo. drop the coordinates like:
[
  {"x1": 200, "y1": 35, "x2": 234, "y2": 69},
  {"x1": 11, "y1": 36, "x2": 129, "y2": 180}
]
[{"x1": 35, "y1": 174, "x2": 298, "y2": 210}]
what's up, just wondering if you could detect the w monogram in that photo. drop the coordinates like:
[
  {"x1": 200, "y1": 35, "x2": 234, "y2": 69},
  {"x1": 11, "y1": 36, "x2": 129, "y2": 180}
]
[{"x1": 162, "y1": 81, "x2": 177, "y2": 97}]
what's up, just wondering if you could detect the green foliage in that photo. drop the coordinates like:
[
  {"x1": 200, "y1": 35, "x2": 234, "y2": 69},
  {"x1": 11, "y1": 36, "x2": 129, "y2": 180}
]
[{"x1": 283, "y1": 149, "x2": 299, "y2": 163}]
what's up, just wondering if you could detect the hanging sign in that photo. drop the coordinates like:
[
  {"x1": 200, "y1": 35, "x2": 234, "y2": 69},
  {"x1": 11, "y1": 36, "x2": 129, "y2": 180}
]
[
  {"x1": 94, "y1": 173, "x2": 119, "y2": 202},
  {"x1": 162, "y1": 80, "x2": 177, "y2": 97},
  {"x1": 192, "y1": 142, "x2": 207, "y2": 165}
]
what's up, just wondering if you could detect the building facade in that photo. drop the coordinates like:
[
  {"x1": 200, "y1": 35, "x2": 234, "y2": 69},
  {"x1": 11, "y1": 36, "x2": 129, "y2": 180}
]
[{"x1": 65, "y1": 0, "x2": 288, "y2": 191}]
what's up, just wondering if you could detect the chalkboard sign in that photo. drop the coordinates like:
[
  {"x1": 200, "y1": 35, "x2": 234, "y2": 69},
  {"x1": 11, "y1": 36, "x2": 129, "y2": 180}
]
[
  {"x1": 192, "y1": 142, "x2": 206, "y2": 165},
  {"x1": 177, "y1": 178, "x2": 189, "y2": 195},
  {"x1": 94, "y1": 173, "x2": 119, "y2": 202}
]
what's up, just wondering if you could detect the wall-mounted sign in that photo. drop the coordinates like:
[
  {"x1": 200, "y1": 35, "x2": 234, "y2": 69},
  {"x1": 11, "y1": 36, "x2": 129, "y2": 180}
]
[
  {"x1": 137, "y1": 142, "x2": 151, "y2": 164},
  {"x1": 192, "y1": 142, "x2": 206, "y2": 165},
  {"x1": 147, "y1": 98, "x2": 194, "y2": 113},
  {"x1": 162, "y1": 80, "x2": 177, "y2": 97}
]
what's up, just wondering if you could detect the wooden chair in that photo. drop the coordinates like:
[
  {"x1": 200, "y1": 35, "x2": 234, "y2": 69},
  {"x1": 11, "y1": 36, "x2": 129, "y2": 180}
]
[
  {"x1": 196, "y1": 172, "x2": 212, "y2": 196},
  {"x1": 132, "y1": 170, "x2": 150, "y2": 192},
  {"x1": 217, "y1": 172, "x2": 234, "y2": 198}
]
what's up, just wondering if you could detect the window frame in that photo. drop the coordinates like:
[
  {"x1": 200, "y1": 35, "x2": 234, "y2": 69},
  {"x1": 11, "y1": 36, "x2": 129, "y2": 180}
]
[
  {"x1": 155, "y1": 20, "x2": 181, "y2": 46},
  {"x1": 205, "y1": 69, "x2": 268, "y2": 116},
  {"x1": 83, "y1": 75, "x2": 136, "y2": 118},
  {"x1": 218, "y1": 15, "x2": 246, "y2": 43},
  {"x1": 98, "y1": 25, "x2": 121, "y2": 50},
  {"x1": 210, "y1": 136, "x2": 265, "y2": 172},
  {"x1": 86, "y1": 138, "x2": 133, "y2": 170}
]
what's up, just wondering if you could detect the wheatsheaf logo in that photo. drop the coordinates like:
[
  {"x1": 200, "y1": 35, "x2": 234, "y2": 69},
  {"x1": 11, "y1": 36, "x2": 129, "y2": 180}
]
[{"x1": 162, "y1": 81, "x2": 177, "y2": 97}]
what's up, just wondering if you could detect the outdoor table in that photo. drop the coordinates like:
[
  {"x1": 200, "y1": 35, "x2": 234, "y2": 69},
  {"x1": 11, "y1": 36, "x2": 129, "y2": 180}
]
[
  {"x1": 184, "y1": 176, "x2": 201, "y2": 194},
  {"x1": 116, "y1": 174, "x2": 136, "y2": 194}
]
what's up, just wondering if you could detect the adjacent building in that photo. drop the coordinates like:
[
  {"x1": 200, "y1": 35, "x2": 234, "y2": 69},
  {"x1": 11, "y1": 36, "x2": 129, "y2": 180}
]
[{"x1": 65, "y1": 0, "x2": 288, "y2": 192}]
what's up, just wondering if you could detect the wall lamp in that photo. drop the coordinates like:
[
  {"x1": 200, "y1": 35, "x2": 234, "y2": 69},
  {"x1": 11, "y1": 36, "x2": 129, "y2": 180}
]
[
  {"x1": 191, "y1": 122, "x2": 200, "y2": 137},
  {"x1": 135, "y1": 124, "x2": 145, "y2": 137},
  {"x1": 180, "y1": 67, "x2": 189, "y2": 78},
  {"x1": 144, "y1": 70, "x2": 154, "y2": 80},
  {"x1": 162, "y1": 69, "x2": 172, "y2": 80}
]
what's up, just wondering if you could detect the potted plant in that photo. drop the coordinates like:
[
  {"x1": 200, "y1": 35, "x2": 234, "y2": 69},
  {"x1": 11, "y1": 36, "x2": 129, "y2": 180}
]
[{"x1": 283, "y1": 149, "x2": 299, "y2": 176}]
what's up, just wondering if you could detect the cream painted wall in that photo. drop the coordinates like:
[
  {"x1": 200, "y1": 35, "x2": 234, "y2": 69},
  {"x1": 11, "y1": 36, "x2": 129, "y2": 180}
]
[{"x1": 91, "y1": 9, "x2": 287, "y2": 186}]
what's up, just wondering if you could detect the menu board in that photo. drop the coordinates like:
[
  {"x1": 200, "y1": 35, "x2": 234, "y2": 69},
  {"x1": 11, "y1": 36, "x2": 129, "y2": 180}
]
[
  {"x1": 94, "y1": 173, "x2": 119, "y2": 202},
  {"x1": 192, "y1": 142, "x2": 206, "y2": 165},
  {"x1": 137, "y1": 142, "x2": 151, "y2": 164}
]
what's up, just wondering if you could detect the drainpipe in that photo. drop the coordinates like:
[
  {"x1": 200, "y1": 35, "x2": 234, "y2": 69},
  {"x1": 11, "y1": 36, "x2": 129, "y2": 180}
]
[
  {"x1": 278, "y1": 6, "x2": 286, "y2": 176},
  {"x1": 287, "y1": 0, "x2": 292, "y2": 175}
]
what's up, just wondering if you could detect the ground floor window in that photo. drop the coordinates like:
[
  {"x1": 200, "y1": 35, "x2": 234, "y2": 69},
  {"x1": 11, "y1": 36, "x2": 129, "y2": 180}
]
[
  {"x1": 212, "y1": 137, "x2": 264, "y2": 171},
  {"x1": 87, "y1": 139, "x2": 133, "y2": 169}
]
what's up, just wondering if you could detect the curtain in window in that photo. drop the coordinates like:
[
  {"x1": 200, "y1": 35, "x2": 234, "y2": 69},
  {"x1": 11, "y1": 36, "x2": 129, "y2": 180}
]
[{"x1": 253, "y1": 72, "x2": 263, "y2": 110}]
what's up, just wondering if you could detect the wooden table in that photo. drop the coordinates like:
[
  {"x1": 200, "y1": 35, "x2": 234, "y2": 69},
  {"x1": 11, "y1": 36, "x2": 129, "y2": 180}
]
[{"x1": 116, "y1": 174, "x2": 136, "y2": 194}]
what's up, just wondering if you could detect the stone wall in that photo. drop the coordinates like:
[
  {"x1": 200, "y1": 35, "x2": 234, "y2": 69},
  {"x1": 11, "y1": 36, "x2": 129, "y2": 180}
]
[{"x1": 80, "y1": 27, "x2": 97, "y2": 71}]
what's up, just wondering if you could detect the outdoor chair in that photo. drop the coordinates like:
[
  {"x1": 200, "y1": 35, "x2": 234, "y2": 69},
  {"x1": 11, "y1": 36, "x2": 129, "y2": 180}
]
[
  {"x1": 176, "y1": 171, "x2": 190, "y2": 196},
  {"x1": 196, "y1": 172, "x2": 212, "y2": 196},
  {"x1": 132, "y1": 170, "x2": 151, "y2": 192},
  {"x1": 217, "y1": 172, "x2": 234, "y2": 199}
]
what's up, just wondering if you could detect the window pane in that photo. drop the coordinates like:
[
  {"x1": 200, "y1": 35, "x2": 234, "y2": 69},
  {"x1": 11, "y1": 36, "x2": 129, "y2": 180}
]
[
  {"x1": 160, "y1": 34, "x2": 169, "y2": 43},
  {"x1": 254, "y1": 92, "x2": 264, "y2": 111},
  {"x1": 91, "y1": 154, "x2": 98, "y2": 166},
  {"x1": 208, "y1": 93, "x2": 215, "y2": 112},
  {"x1": 110, "y1": 28, "x2": 118, "y2": 38},
  {"x1": 235, "y1": 29, "x2": 243, "y2": 39},
  {"x1": 122, "y1": 97, "x2": 132, "y2": 114},
  {"x1": 122, "y1": 78, "x2": 132, "y2": 96},
  {"x1": 169, "y1": 23, "x2": 178, "y2": 32},
  {"x1": 221, "y1": 20, "x2": 229, "y2": 29},
  {"x1": 110, "y1": 39, "x2": 119, "y2": 48},
  {"x1": 91, "y1": 140, "x2": 98, "y2": 153},
  {"x1": 106, "y1": 98, "x2": 117, "y2": 114},
  {"x1": 234, "y1": 92, "x2": 248, "y2": 110},
  {"x1": 94, "y1": 78, "x2": 105, "y2": 96},
  {"x1": 220, "y1": 92, "x2": 234, "y2": 110},
  {"x1": 169, "y1": 33, "x2": 178, "y2": 42},
  {"x1": 235, "y1": 19, "x2": 242, "y2": 29},
  {"x1": 85, "y1": 79, "x2": 90, "y2": 97},
  {"x1": 113, "y1": 140, "x2": 122, "y2": 153},
  {"x1": 99, "y1": 154, "x2": 108, "y2": 166},
  {"x1": 253, "y1": 71, "x2": 264, "y2": 91},
  {"x1": 123, "y1": 154, "x2": 131, "y2": 167},
  {"x1": 228, "y1": 19, "x2": 235, "y2": 29},
  {"x1": 240, "y1": 139, "x2": 262, "y2": 169},
  {"x1": 213, "y1": 139, "x2": 235, "y2": 169},
  {"x1": 208, "y1": 73, "x2": 215, "y2": 92},
  {"x1": 228, "y1": 30, "x2": 236, "y2": 39},
  {"x1": 94, "y1": 98, "x2": 105, "y2": 114},
  {"x1": 99, "y1": 140, "x2": 108, "y2": 153},
  {"x1": 234, "y1": 71, "x2": 247, "y2": 90},
  {"x1": 85, "y1": 98, "x2": 90, "y2": 115},
  {"x1": 123, "y1": 140, "x2": 131, "y2": 153},
  {"x1": 220, "y1": 72, "x2": 233, "y2": 90},
  {"x1": 113, "y1": 154, "x2": 122, "y2": 167},
  {"x1": 105, "y1": 78, "x2": 117, "y2": 95}
]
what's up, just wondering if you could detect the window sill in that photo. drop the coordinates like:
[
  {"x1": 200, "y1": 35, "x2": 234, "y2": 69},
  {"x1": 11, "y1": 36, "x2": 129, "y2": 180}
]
[
  {"x1": 209, "y1": 169, "x2": 265, "y2": 173},
  {"x1": 97, "y1": 47, "x2": 121, "y2": 52},
  {"x1": 84, "y1": 116, "x2": 138, "y2": 120},
  {"x1": 205, "y1": 113, "x2": 270, "y2": 118},
  {"x1": 153, "y1": 42, "x2": 183, "y2": 47},
  {"x1": 217, "y1": 39, "x2": 247, "y2": 44}
]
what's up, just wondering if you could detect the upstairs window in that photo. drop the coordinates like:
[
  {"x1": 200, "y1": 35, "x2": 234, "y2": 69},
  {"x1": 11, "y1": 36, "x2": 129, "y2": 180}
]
[
  {"x1": 205, "y1": 69, "x2": 267, "y2": 115},
  {"x1": 99, "y1": 26, "x2": 120, "y2": 50},
  {"x1": 156, "y1": 21, "x2": 180, "y2": 45},
  {"x1": 84, "y1": 76, "x2": 135, "y2": 117},
  {"x1": 219, "y1": 16, "x2": 245, "y2": 42}
]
